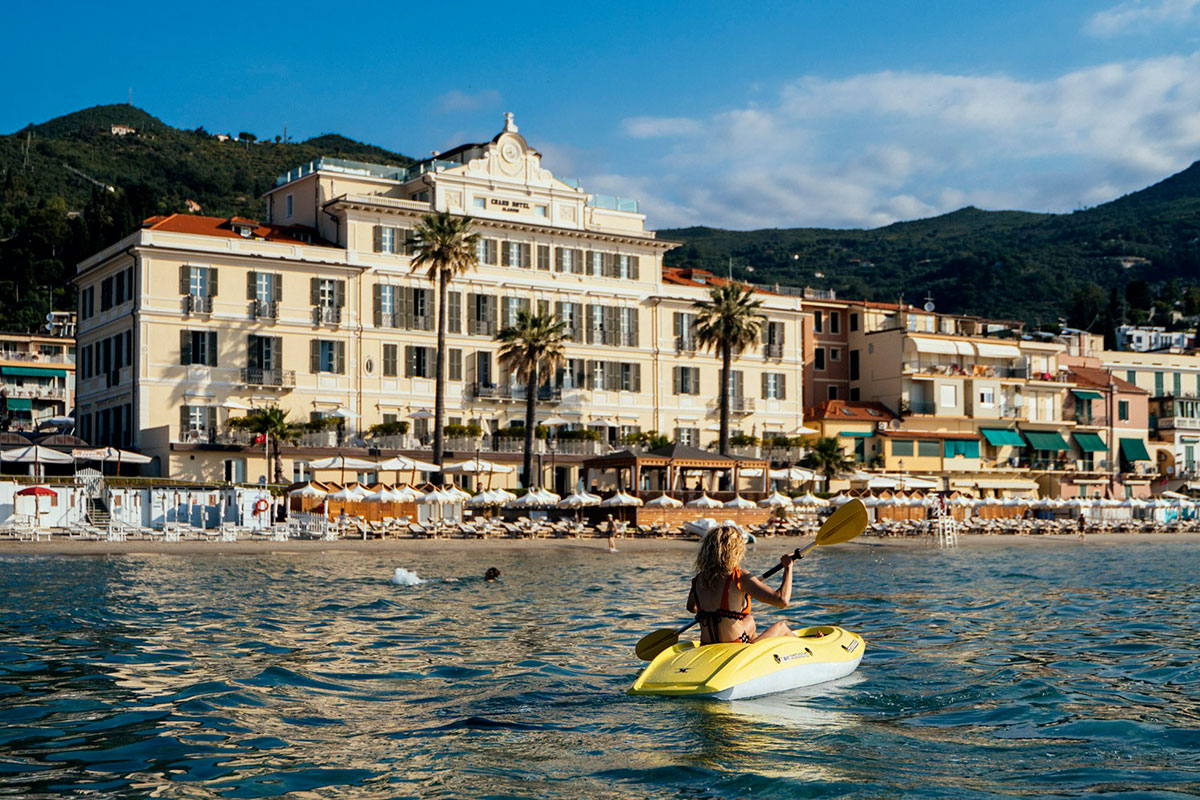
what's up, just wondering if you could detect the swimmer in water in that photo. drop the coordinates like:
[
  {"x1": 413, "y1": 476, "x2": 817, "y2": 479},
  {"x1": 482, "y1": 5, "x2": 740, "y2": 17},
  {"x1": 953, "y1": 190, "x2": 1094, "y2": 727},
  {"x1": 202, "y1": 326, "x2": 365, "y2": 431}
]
[{"x1": 484, "y1": 567, "x2": 501, "y2": 582}]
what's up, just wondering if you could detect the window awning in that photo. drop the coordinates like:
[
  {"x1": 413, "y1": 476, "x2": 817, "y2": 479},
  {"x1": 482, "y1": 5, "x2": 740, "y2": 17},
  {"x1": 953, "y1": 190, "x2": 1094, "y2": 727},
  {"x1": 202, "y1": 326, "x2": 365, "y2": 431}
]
[
  {"x1": 975, "y1": 342, "x2": 1021, "y2": 359},
  {"x1": 839, "y1": 430, "x2": 874, "y2": 437},
  {"x1": 910, "y1": 336, "x2": 974, "y2": 356},
  {"x1": 975, "y1": 477, "x2": 1039, "y2": 490},
  {"x1": 1073, "y1": 432, "x2": 1108, "y2": 453},
  {"x1": 1023, "y1": 430, "x2": 1069, "y2": 451},
  {"x1": 1119, "y1": 438, "x2": 1151, "y2": 462},
  {"x1": 1071, "y1": 389, "x2": 1103, "y2": 400},
  {"x1": 980, "y1": 428, "x2": 1025, "y2": 447},
  {"x1": 3, "y1": 397, "x2": 32, "y2": 411},
  {"x1": 1, "y1": 366, "x2": 66, "y2": 378}
]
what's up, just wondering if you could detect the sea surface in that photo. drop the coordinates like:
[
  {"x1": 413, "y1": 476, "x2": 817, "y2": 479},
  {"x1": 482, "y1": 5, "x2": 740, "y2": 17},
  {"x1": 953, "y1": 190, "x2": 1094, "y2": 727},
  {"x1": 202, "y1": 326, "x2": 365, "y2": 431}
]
[{"x1": 1, "y1": 538, "x2": 1198, "y2": 799}]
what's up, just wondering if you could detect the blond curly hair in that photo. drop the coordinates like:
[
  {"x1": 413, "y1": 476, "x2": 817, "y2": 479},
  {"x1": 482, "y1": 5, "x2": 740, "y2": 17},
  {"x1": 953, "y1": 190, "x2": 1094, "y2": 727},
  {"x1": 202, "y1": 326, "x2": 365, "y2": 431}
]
[{"x1": 694, "y1": 525, "x2": 745, "y2": 584}]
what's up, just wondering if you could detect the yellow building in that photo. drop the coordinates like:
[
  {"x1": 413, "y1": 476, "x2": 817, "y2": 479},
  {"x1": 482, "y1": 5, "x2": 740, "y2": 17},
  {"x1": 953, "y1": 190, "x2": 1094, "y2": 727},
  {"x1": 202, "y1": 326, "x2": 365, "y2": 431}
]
[
  {"x1": 0, "y1": 318, "x2": 76, "y2": 430},
  {"x1": 73, "y1": 115, "x2": 809, "y2": 489}
]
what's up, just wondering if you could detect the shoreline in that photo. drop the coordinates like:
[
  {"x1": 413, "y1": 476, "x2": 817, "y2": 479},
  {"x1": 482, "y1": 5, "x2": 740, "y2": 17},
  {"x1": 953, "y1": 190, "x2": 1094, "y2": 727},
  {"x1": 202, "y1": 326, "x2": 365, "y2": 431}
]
[{"x1": 0, "y1": 531, "x2": 1196, "y2": 556}]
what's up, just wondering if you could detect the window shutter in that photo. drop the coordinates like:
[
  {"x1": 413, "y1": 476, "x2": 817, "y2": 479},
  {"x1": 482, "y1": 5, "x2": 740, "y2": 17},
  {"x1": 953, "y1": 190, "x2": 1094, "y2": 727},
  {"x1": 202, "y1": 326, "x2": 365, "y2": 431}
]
[
  {"x1": 401, "y1": 286, "x2": 413, "y2": 329},
  {"x1": 208, "y1": 268, "x2": 218, "y2": 297},
  {"x1": 775, "y1": 322, "x2": 785, "y2": 346},
  {"x1": 486, "y1": 295, "x2": 497, "y2": 331},
  {"x1": 335, "y1": 342, "x2": 345, "y2": 374},
  {"x1": 521, "y1": 243, "x2": 532, "y2": 268},
  {"x1": 272, "y1": 337, "x2": 283, "y2": 369},
  {"x1": 273, "y1": 275, "x2": 282, "y2": 302},
  {"x1": 467, "y1": 294, "x2": 477, "y2": 335},
  {"x1": 405, "y1": 345, "x2": 415, "y2": 378},
  {"x1": 179, "y1": 266, "x2": 190, "y2": 295},
  {"x1": 630, "y1": 310, "x2": 639, "y2": 347},
  {"x1": 585, "y1": 305, "x2": 595, "y2": 344},
  {"x1": 673, "y1": 312, "x2": 682, "y2": 337},
  {"x1": 310, "y1": 278, "x2": 320, "y2": 306},
  {"x1": 554, "y1": 247, "x2": 563, "y2": 272},
  {"x1": 779, "y1": 374, "x2": 786, "y2": 400},
  {"x1": 247, "y1": 335, "x2": 259, "y2": 370},
  {"x1": 309, "y1": 340, "x2": 320, "y2": 373},
  {"x1": 335, "y1": 280, "x2": 345, "y2": 307},
  {"x1": 573, "y1": 249, "x2": 583, "y2": 274},
  {"x1": 584, "y1": 251, "x2": 594, "y2": 276},
  {"x1": 633, "y1": 364, "x2": 642, "y2": 393},
  {"x1": 373, "y1": 225, "x2": 383, "y2": 253},
  {"x1": 762, "y1": 372, "x2": 769, "y2": 399},
  {"x1": 673, "y1": 366, "x2": 681, "y2": 395},
  {"x1": 631, "y1": 256, "x2": 640, "y2": 280},
  {"x1": 538, "y1": 299, "x2": 549, "y2": 317},
  {"x1": 501, "y1": 242, "x2": 511, "y2": 267},
  {"x1": 207, "y1": 331, "x2": 218, "y2": 366},
  {"x1": 247, "y1": 271, "x2": 257, "y2": 300},
  {"x1": 179, "y1": 405, "x2": 189, "y2": 435},
  {"x1": 180, "y1": 330, "x2": 192, "y2": 365},
  {"x1": 373, "y1": 284, "x2": 383, "y2": 327}
]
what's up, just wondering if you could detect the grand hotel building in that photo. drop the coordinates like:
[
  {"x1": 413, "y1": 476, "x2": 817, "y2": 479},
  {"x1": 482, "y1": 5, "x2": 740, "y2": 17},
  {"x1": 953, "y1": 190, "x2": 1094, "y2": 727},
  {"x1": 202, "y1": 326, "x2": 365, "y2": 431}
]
[{"x1": 74, "y1": 115, "x2": 808, "y2": 489}]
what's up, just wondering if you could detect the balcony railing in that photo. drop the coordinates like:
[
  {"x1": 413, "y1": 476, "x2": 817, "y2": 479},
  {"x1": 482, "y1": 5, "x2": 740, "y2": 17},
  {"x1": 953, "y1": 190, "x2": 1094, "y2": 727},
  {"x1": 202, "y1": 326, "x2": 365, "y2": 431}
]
[
  {"x1": 907, "y1": 401, "x2": 936, "y2": 415},
  {"x1": 999, "y1": 404, "x2": 1023, "y2": 419},
  {"x1": 0, "y1": 385, "x2": 67, "y2": 401},
  {"x1": 185, "y1": 295, "x2": 213, "y2": 314},
  {"x1": 471, "y1": 320, "x2": 496, "y2": 336},
  {"x1": 764, "y1": 342, "x2": 784, "y2": 359},
  {"x1": 0, "y1": 352, "x2": 75, "y2": 365},
  {"x1": 707, "y1": 396, "x2": 755, "y2": 414},
  {"x1": 469, "y1": 383, "x2": 563, "y2": 402},
  {"x1": 314, "y1": 306, "x2": 342, "y2": 325},
  {"x1": 252, "y1": 300, "x2": 278, "y2": 320},
  {"x1": 676, "y1": 335, "x2": 696, "y2": 354},
  {"x1": 1155, "y1": 416, "x2": 1200, "y2": 430},
  {"x1": 241, "y1": 368, "x2": 296, "y2": 387}
]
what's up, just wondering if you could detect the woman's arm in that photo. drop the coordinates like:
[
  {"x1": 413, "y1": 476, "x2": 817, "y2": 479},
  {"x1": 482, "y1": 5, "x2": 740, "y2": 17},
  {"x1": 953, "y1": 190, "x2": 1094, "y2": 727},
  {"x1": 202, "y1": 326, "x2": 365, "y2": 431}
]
[
  {"x1": 686, "y1": 583, "x2": 698, "y2": 614},
  {"x1": 742, "y1": 555, "x2": 794, "y2": 608}
]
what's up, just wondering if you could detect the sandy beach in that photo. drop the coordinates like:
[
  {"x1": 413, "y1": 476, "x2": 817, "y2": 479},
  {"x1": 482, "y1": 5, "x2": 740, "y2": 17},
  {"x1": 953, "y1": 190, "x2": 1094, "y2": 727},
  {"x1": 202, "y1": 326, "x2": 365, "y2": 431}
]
[{"x1": 1, "y1": 531, "x2": 1196, "y2": 556}]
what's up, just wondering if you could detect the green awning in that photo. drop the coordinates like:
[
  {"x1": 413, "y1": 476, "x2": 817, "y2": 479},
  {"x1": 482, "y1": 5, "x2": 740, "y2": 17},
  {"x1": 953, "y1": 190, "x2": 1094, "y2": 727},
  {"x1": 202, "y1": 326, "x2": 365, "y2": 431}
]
[
  {"x1": 980, "y1": 428, "x2": 1025, "y2": 447},
  {"x1": 1, "y1": 366, "x2": 66, "y2": 378},
  {"x1": 839, "y1": 430, "x2": 874, "y2": 437},
  {"x1": 3, "y1": 397, "x2": 31, "y2": 411},
  {"x1": 1023, "y1": 430, "x2": 1070, "y2": 451},
  {"x1": 1071, "y1": 389, "x2": 1103, "y2": 400},
  {"x1": 1073, "y1": 432, "x2": 1108, "y2": 453},
  {"x1": 1119, "y1": 438, "x2": 1151, "y2": 462}
]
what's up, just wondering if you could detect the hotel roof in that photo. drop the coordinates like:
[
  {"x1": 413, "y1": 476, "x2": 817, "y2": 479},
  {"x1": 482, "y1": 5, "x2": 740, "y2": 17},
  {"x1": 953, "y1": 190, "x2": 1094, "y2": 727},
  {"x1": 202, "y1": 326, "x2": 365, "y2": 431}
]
[{"x1": 141, "y1": 214, "x2": 327, "y2": 245}]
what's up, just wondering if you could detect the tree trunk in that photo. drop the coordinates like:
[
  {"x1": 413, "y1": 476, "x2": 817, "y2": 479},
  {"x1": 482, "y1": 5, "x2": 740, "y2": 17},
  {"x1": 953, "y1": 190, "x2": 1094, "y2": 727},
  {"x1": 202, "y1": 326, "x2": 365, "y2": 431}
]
[
  {"x1": 719, "y1": 340, "x2": 731, "y2": 455},
  {"x1": 523, "y1": 362, "x2": 538, "y2": 488},
  {"x1": 272, "y1": 435, "x2": 284, "y2": 484},
  {"x1": 432, "y1": 269, "x2": 448, "y2": 484}
]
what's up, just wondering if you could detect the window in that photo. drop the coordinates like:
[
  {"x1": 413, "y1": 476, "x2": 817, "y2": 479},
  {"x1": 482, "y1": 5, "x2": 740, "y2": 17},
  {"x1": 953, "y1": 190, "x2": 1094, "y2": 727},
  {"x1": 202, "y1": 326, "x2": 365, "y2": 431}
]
[
  {"x1": 468, "y1": 293, "x2": 496, "y2": 335},
  {"x1": 917, "y1": 439, "x2": 940, "y2": 458},
  {"x1": 1155, "y1": 371, "x2": 1164, "y2": 396},
  {"x1": 475, "y1": 351, "x2": 493, "y2": 386},
  {"x1": 814, "y1": 348, "x2": 825, "y2": 370},
  {"x1": 979, "y1": 387, "x2": 995, "y2": 407},
  {"x1": 813, "y1": 311, "x2": 823, "y2": 333},
  {"x1": 850, "y1": 388, "x2": 860, "y2": 401},
  {"x1": 587, "y1": 251, "x2": 604, "y2": 276},
  {"x1": 382, "y1": 344, "x2": 398, "y2": 377},
  {"x1": 180, "y1": 330, "x2": 217, "y2": 366},
  {"x1": 944, "y1": 439, "x2": 980, "y2": 459},
  {"x1": 310, "y1": 340, "x2": 345, "y2": 374},
  {"x1": 939, "y1": 384, "x2": 957, "y2": 408},
  {"x1": 80, "y1": 286, "x2": 94, "y2": 320},
  {"x1": 472, "y1": 197, "x2": 486, "y2": 210},
  {"x1": 502, "y1": 296, "x2": 529, "y2": 328},
  {"x1": 618, "y1": 307, "x2": 638, "y2": 347},
  {"x1": 850, "y1": 313, "x2": 859, "y2": 332},
  {"x1": 285, "y1": 194, "x2": 294, "y2": 218},
  {"x1": 892, "y1": 439, "x2": 914, "y2": 457},
  {"x1": 537, "y1": 244, "x2": 551, "y2": 271},
  {"x1": 449, "y1": 348, "x2": 463, "y2": 381},
  {"x1": 101, "y1": 276, "x2": 113, "y2": 311},
  {"x1": 766, "y1": 321, "x2": 785, "y2": 357},
  {"x1": 1127, "y1": 370, "x2": 1136, "y2": 385},
  {"x1": 827, "y1": 385, "x2": 839, "y2": 400},
  {"x1": 534, "y1": 205, "x2": 547, "y2": 218},
  {"x1": 762, "y1": 373, "x2": 786, "y2": 400},
  {"x1": 247, "y1": 335, "x2": 280, "y2": 371},
  {"x1": 501, "y1": 241, "x2": 532, "y2": 268},
  {"x1": 373, "y1": 225, "x2": 416, "y2": 255},
  {"x1": 405, "y1": 346, "x2": 434, "y2": 378},
  {"x1": 374, "y1": 284, "x2": 397, "y2": 327},
  {"x1": 829, "y1": 312, "x2": 840, "y2": 334},
  {"x1": 849, "y1": 350, "x2": 860, "y2": 381},
  {"x1": 830, "y1": 348, "x2": 841, "y2": 361},
  {"x1": 675, "y1": 427, "x2": 699, "y2": 446},
  {"x1": 476, "y1": 238, "x2": 498, "y2": 265},
  {"x1": 673, "y1": 366, "x2": 701, "y2": 395},
  {"x1": 1174, "y1": 372, "x2": 1183, "y2": 397},
  {"x1": 1119, "y1": 400, "x2": 1130, "y2": 421}
]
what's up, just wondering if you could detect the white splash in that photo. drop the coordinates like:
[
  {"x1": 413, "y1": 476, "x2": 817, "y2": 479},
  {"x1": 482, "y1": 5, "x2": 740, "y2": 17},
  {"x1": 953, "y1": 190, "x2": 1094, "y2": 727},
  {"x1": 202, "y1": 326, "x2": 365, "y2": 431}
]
[{"x1": 390, "y1": 567, "x2": 426, "y2": 586}]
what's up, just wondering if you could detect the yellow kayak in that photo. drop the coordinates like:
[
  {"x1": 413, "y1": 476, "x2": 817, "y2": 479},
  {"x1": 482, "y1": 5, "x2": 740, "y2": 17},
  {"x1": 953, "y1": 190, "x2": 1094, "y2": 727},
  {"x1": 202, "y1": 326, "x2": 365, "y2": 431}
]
[{"x1": 628, "y1": 625, "x2": 865, "y2": 700}]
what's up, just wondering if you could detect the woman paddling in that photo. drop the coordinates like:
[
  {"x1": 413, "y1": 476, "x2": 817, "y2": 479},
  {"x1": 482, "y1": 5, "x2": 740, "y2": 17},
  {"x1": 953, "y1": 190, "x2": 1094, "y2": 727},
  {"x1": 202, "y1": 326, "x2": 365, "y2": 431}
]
[{"x1": 687, "y1": 525, "x2": 795, "y2": 644}]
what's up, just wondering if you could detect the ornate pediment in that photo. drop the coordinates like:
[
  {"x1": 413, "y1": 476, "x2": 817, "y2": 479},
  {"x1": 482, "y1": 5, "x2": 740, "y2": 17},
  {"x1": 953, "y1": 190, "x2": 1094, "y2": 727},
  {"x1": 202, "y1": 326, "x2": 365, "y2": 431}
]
[{"x1": 457, "y1": 113, "x2": 566, "y2": 189}]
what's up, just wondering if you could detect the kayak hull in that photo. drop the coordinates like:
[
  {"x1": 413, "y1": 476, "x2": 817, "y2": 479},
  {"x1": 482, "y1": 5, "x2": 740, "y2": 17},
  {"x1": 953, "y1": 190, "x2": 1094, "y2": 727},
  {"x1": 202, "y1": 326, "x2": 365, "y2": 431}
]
[{"x1": 627, "y1": 625, "x2": 864, "y2": 701}]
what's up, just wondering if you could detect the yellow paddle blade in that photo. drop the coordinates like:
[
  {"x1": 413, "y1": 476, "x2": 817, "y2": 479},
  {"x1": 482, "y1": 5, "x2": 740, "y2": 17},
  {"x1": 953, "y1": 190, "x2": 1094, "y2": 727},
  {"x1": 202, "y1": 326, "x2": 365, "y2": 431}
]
[
  {"x1": 635, "y1": 628, "x2": 680, "y2": 661},
  {"x1": 815, "y1": 499, "x2": 868, "y2": 546}
]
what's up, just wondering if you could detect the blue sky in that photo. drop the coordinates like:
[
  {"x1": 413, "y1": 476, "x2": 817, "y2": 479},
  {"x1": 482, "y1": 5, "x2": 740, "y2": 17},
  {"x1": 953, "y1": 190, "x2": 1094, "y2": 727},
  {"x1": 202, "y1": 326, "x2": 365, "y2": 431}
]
[{"x1": 5, "y1": 1, "x2": 1200, "y2": 229}]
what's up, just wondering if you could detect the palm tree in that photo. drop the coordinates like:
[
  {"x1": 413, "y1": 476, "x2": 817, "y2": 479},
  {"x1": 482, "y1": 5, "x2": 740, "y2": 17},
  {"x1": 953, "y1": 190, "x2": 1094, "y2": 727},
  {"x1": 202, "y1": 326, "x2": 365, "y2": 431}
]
[
  {"x1": 801, "y1": 436, "x2": 854, "y2": 487},
  {"x1": 496, "y1": 311, "x2": 567, "y2": 488},
  {"x1": 412, "y1": 212, "x2": 480, "y2": 480},
  {"x1": 693, "y1": 283, "x2": 765, "y2": 455},
  {"x1": 227, "y1": 406, "x2": 298, "y2": 484}
]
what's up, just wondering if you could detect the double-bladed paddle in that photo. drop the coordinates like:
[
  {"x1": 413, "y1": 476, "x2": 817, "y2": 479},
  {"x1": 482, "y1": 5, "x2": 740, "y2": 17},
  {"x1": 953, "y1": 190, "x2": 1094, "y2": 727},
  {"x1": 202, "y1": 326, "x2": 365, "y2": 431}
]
[{"x1": 633, "y1": 498, "x2": 868, "y2": 661}]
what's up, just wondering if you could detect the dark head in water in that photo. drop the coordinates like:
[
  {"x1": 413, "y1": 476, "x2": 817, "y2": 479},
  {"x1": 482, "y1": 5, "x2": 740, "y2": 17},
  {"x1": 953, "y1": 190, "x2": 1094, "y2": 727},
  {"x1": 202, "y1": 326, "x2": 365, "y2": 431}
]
[{"x1": 484, "y1": 567, "x2": 501, "y2": 582}]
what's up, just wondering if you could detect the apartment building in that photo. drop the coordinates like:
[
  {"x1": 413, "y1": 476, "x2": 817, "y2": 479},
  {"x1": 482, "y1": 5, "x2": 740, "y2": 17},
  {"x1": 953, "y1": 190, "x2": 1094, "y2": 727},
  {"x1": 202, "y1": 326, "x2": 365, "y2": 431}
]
[
  {"x1": 0, "y1": 323, "x2": 76, "y2": 430},
  {"x1": 73, "y1": 115, "x2": 808, "y2": 488}
]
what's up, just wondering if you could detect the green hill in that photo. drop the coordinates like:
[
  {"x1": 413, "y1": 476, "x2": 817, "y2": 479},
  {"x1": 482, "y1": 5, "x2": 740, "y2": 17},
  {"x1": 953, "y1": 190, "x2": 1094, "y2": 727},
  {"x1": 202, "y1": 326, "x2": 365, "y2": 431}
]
[
  {"x1": 663, "y1": 164, "x2": 1200, "y2": 328},
  {"x1": 0, "y1": 104, "x2": 414, "y2": 332}
]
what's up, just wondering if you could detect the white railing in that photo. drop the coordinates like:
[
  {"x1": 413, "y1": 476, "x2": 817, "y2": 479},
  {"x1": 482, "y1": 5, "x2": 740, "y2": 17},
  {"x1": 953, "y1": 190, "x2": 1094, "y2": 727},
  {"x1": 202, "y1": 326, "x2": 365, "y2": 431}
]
[{"x1": 338, "y1": 193, "x2": 432, "y2": 212}]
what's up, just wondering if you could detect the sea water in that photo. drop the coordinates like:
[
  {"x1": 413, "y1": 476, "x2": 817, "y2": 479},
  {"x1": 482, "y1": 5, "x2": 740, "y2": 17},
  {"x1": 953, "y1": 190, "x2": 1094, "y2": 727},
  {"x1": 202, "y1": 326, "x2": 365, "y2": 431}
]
[{"x1": 0, "y1": 540, "x2": 1198, "y2": 799}]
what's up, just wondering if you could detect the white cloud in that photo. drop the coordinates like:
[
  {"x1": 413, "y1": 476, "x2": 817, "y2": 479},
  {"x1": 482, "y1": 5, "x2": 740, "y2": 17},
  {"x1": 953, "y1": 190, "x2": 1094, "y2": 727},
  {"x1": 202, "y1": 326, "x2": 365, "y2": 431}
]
[
  {"x1": 621, "y1": 116, "x2": 703, "y2": 138},
  {"x1": 1085, "y1": 0, "x2": 1200, "y2": 37},
  {"x1": 434, "y1": 89, "x2": 502, "y2": 114},
  {"x1": 602, "y1": 53, "x2": 1200, "y2": 229}
]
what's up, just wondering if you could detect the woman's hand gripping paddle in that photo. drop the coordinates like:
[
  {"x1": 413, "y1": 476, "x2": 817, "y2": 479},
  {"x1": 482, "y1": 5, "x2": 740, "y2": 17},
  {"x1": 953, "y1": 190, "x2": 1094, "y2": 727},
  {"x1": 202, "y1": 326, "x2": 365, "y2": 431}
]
[{"x1": 633, "y1": 499, "x2": 868, "y2": 661}]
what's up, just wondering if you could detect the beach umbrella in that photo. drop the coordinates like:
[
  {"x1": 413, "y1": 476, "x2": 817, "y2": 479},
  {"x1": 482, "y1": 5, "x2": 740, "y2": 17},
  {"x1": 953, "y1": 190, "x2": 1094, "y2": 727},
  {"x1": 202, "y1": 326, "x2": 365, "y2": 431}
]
[
  {"x1": 327, "y1": 487, "x2": 358, "y2": 502},
  {"x1": 407, "y1": 409, "x2": 435, "y2": 420},
  {"x1": 444, "y1": 457, "x2": 514, "y2": 475},
  {"x1": 308, "y1": 455, "x2": 378, "y2": 484},
  {"x1": 288, "y1": 483, "x2": 326, "y2": 498},
  {"x1": 390, "y1": 485, "x2": 421, "y2": 502},
  {"x1": 364, "y1": 487, "x2": 392, "y2": 503},
  {"x1": 601, "y1": 491, "x2": 643, "y2": 507},
  {"x1": 686, "y1": 493, "x2": 723, "y2": 509},
  {"x1": 17, "y1": 485, "x2": 56, "y2": 525},
  {"x1": 540, "y1": 415, "x2": 570, "y2": 427},
  {"x1": 466, "y1": 490, "x2": 499, "y2": 508},
  {"x1": 798, "y1": 492, "x2": 829, "y2": 506},
  {"x1": 724, "y1": 495, "x2": 756, "y2": 509},
  {"x1": 442, "y1": 485, "x2": 472, "y2": 502},
  {"x1": 349, "y1": 483, "x2": 373, "y2": 499},
  {"x1": 2, "y1": 445, "x2": 73, "y2": 477},
  {"x1": 759, "y1": 491, "x2": 793, "y2": 508},
  {"x1": 645, "y1": 494, "x2": 683, "y2": 508},
  {"x1": 492, "y1": 488, "x2": 518, "y2": 504},
  {"x1": 829, "y1": 494, "x2": 853, "y2": 506},
  {"x1": 560, "y1": 491, "x2": 602, "y2": 509},
  {"x1": 377, "y1": 454, "x2": 439, "y2": 486}
]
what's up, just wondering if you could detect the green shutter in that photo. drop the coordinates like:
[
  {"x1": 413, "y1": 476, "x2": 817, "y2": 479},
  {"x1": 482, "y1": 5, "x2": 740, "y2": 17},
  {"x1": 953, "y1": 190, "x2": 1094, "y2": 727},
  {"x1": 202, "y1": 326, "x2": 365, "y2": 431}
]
[
  {"x1": 207, "y1": 267, "x2": 218, "y2": 297},
  {"x1": 247, "y1": 271, "x2": 257, "y2": 300},
  {"x1": 207, "y1": 331, "x2": 217, "y2": 366},
  {"x1": 180, "y1": 330, "x2": 192, "y2": 365},
  {"x1": 309, "y1": 340, "x2": 320, "y2": 373}
]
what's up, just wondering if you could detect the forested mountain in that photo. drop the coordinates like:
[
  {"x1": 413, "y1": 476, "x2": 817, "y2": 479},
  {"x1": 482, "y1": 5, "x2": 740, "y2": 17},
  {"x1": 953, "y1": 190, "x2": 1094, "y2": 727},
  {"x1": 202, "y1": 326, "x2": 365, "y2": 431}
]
[
  {"x1": 663, "y1": 162, "x2": 1200, "y2": 331},
  {"x1": 0, "y1": 104, "x2": 413, "y2": 332},
  {"x1": 2, "y1": 102, "x2": 1199, "y2": 336}
]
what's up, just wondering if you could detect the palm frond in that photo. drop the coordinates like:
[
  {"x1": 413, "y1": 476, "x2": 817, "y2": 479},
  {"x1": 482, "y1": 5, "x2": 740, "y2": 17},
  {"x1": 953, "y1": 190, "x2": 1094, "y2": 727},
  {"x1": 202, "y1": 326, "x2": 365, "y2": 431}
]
[{"x1": 411, "y1": 211, "x2": 480, "y2": 282}]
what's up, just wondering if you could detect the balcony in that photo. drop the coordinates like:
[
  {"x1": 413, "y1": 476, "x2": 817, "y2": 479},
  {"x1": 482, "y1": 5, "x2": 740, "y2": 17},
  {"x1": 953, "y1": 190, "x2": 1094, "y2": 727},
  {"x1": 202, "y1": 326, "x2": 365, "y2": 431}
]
[
  {"x1": 708, "y1": 396, "x2": 755, "y2": 415},
  {"x1": 906, "y1": 400, "x2": 937, "y2": 415},
  {"x1": 241, "y1": 368, "x2": 296, "y2": 388},
  {"x1": 676, "y1": 335, "x2": 696, "y2": 354},
  {"x1": 0, "y1": 351, "x2": 74, "y2": 365},
  {"x1": 471, "y1": 320, "x2": 496, "y2": 336},
  {"x1": 314, "y1": 306, "x2": 342, "y2": 325},
  {"x1": 470, "y1": 382, "x2": 499, "y2": 399},
  {"x1": 1155, "y1": 416, "x2": 1200, "y2": 431},
  {"x1": 469, "y1": 383, "x2": 563, "y2": 402},
  {"x1": 1073, "y1": 412, "x2": 1108, "y2": 427},
  {"x1": 1, "y1": 384, "x2": 67, "y2": 401},
  {"x1": 185, "y1": 295, "x2": 213, "y2": 314},
  {"x1": 251, "y1": 300, "x2": 278, "y2": 320},
  {"x1": 998, "y1": 404, "x2": 1024, "y2": 419},
  {"x1": 764, "y1": 342, "x2": 784, "y2": 359}
]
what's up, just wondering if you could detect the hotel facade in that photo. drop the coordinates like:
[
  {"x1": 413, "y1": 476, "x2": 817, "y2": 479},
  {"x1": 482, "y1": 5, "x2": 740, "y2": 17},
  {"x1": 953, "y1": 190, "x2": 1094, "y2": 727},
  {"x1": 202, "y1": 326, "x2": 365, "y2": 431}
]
[{"x1": 73, "y1": 115, "x2": 809, "y2": 490}]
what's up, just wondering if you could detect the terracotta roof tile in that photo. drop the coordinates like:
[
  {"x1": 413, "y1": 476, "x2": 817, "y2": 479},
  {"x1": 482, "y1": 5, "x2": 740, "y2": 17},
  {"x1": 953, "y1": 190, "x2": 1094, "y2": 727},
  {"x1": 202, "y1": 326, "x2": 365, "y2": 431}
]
[
  {"x1": 141, "y1": 214, "x2": 326, "y2": 246},
  {"x1": 805, "y1": 399, "x2": 898, "y2": 421},
  {"x1": 1067, "y1": 366, "x2": 1146, "y2": 394}
]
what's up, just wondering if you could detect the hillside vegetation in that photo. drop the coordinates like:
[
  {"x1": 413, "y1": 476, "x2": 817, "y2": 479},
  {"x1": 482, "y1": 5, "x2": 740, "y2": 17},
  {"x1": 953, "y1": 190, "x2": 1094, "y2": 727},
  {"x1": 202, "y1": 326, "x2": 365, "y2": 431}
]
[{"x1": 2, "y1": 103, "x2": 1200, "y2": 337}]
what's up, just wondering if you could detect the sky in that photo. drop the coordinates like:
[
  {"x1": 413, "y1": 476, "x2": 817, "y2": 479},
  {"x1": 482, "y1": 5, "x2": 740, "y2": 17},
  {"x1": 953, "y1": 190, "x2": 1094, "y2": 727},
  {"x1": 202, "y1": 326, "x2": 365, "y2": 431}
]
[{"x1": 5, "y1": 0, "x2": 1200, "y2": 230}]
